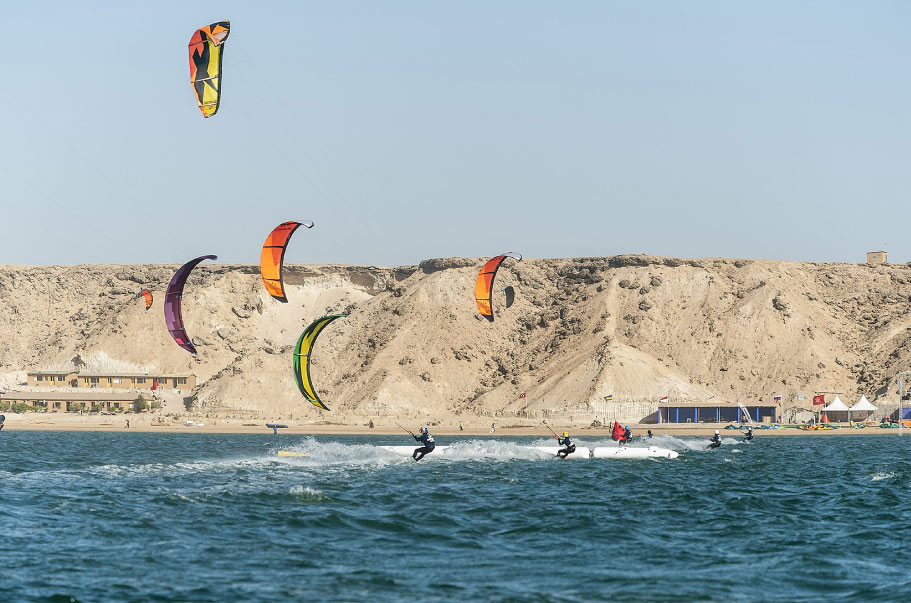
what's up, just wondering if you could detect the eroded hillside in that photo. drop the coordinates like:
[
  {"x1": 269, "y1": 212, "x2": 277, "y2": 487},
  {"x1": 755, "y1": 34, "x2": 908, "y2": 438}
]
[{"x1": 2, "y1": 256, "x2": 910, "y2": 423}]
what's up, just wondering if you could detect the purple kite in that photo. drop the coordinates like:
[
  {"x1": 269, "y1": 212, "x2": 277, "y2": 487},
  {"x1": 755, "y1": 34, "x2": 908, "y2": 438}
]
[{"x1": 164, "y1": 255, "x2": 217, "y2": 354}]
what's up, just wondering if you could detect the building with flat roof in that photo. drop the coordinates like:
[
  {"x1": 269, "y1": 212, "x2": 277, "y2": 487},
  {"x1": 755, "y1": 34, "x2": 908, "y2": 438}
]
[
  {"x1": 866, "y1": 251, "x2": 887, "y2": 264},
  {"x1": 27, "y1": 371, "x2": 195, "y2": 391},
  {"x1": 658, "y1": 402, "x2": 779, "y2": 424},
  {"x1": 1, "y1": 391, "x2": 150, "y2": 412}
]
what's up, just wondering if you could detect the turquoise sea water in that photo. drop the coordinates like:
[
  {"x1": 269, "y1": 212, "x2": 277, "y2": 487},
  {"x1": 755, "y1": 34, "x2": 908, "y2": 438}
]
[{"x1": 2, "y1": 432, "x2": 910, "y2": 602}]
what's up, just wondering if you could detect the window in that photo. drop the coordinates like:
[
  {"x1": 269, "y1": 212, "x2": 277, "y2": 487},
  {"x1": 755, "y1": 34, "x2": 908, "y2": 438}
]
[
  {"x1": 90, "y1": 378, "x2": 99, "y2": 384},
  {"x1": 136, "y1": 378, "x2": 146, "y2": 384},
  {"x1": 57, "y1": 376, "x2": 64, "y2": 381},
  {"x1": 177, "y1": 378, "x2": 187, "y2": 385},
  {"x1": 113, "y1": 378, "x2": 121, "y2": 384},
  {"x1": 36, "y1": 375, "x2": 43, "y2": 382}
]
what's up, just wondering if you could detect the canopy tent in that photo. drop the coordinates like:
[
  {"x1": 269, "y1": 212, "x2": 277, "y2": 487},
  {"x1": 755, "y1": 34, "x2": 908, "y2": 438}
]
[
  {"x1": 822, "y1": 396, "x2": 850, "y2": 422},
  {"x1": 848, "y1": 396, "x2": 877, "y2": 422},
  {"x1": 823, "y1": 396, "x2": 850, "y2": 411}
]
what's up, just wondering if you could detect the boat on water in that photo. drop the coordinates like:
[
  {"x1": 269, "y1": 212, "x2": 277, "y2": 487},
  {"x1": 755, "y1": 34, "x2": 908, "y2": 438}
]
[
  {"x1": 376, "y1": 445, "x2": 677, "y2": 460},
  {"x1": 592, "y1": 446, "x2": 679, "y2": 459}
]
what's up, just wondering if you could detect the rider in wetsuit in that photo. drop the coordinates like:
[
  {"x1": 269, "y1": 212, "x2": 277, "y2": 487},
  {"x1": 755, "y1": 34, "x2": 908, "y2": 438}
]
[
  {"x1": 743, "y1": 427, "x2": 754, "y2": 441},
  {"x1": 709, "y1": 430, "x2": 722, "y2": 448},
  {"x1": 412, "y1": 427, "x2": 436, "y2": 461},
  {"x1": 557, "y1": 432, "x2": 576, "y2": 459},
  {"x1": 621, "y1": 426, "x2": 632, "y2": 445}
]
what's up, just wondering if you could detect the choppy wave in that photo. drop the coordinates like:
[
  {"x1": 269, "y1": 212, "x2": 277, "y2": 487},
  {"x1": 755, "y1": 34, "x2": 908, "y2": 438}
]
[{"x1": 4, "y1": 432, "x2": 911, "y2": 601}]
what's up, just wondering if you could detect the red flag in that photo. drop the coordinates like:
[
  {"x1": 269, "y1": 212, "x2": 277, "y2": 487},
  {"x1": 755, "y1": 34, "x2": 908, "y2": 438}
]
[
  {"x1": 812, "y1": 394, "x2": 825, "y2": 405},
  {"x1": 151, "y1": 380, "x2": 159, "y2": 391},
  {"x1": 611, "y1": 421, "x2": 624, "y2": 442},
  {"x1": 821, "y1": 413, "x2": 830, "y2": 423},
  {"x1": 519, "y1": 392, "x2": 526, "y2": 399}
]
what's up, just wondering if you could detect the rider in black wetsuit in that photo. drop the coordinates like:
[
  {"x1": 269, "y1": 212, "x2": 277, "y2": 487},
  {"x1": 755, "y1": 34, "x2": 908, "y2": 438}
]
[
  {"x1": 743, "y1": 427, "x2": 754, "y2": 441},
  {"x1": 412, "y1": 427, "x2": 435, "y2": 461},
  {"x1": 0, "y1": 414, "x2": 5, "y2": 432},
  {"x1": 709, "y1": 430, "x2": 722, "y2": 448},
  {"x1": 621, "y1": 426, "x2": 632, "y2": 445},
  {"x1": 557, "y1": 432, "x2": 576, "y2": 459}
]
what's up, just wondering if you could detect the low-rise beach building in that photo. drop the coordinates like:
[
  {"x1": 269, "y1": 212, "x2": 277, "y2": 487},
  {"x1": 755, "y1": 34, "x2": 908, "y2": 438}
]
[
  {"x1": 0, "y1": 391, "x2": 149, "y2": 412},
  {"x1": 27, "y1": 371, "x2": 196, "y2": 391},
  {"x1": 658, "y1": 402, "x2": 779, "y2": 424}
]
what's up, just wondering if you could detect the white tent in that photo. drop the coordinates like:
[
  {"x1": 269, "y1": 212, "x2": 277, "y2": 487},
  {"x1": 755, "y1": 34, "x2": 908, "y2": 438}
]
[
  {"x1": 823, "y1": 396, "x2": 850, "y2": 423},
  {"x1": 823, "y1": 396, "x2": 850, "y2": 411},
  {"x1": 848, "y1": 396, "x2": 877, "y2": 422}
]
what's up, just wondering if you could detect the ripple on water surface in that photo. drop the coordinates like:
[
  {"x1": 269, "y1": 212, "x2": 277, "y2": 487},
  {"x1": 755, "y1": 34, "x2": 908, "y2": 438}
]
[{"x1": 2, "y1": 432, "x2": 911, "y2": 602}]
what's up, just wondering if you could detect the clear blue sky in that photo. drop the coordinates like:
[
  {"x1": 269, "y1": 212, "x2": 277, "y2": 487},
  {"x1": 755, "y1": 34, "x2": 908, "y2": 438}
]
[{"x1": 0, "y1": 1, "x2": 907, "y2": 266}]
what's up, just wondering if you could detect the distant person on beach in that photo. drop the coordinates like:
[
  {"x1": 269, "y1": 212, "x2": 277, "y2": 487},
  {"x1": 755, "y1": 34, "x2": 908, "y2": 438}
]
[
  {"x1": 368, "y1": 420, "x2": 374, "y2": 429},
  {"x1": 557, "y1": 432, "x2": 575, "y2": 459},
  {"x1": 459, "y1": 421, "x2": 464, "y2": 431},
  {"x1": 125, "y1": 419, "x2": 130, "y2": 429},
  {"x1": 490, "y1": 422, "x2": 496, "y2": 433},
  {"x1": 412, "y1": 427, "x2": 435, "y2": 461},
  {"x1": 709, "y1": 430, "x2": 722, "y2": 448}
]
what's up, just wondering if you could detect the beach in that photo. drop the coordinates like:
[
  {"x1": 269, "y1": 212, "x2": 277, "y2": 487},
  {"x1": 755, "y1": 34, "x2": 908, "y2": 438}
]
[{"x1": 1, "y1": 411, "x2": 895, "y2": 436}]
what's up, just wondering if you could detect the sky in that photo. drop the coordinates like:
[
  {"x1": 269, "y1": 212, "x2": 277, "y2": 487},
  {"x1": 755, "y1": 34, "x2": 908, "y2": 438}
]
[{"x1": 0, "y1": 1, "x2": 908, "y2": 266}]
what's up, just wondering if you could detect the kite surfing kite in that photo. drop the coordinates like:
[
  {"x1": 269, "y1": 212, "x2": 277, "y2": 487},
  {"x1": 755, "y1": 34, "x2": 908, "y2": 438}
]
[
  {"x1": 188, "y1": 21, "x2": 230, "y2": 118},
  {"x1": 474, "y1": 253, "x2": 522, "y2": 321},
  {"x1": 165, "y1": 255, "x2": 217, "y2": 354},
  {"x1": 293, "y1": 314, "x2": 346, "y2": 411},
  {"x1": 260, "y1": 220, "x2": 315, "y2": 302},
  {"x1": 137, "y1": 289, "x2": 153, "y2": 310}
]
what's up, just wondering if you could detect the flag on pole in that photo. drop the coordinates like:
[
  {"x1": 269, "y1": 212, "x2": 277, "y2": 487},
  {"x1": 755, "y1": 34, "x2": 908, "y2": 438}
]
[
  {"x1": 797, "y1": 394, "x2": 805, "y2": 401},
  {"x1": 773, "y1": 395, "x2": 782, "y2": 402},
  {"x1": 812, "y1": 394, "x2": 825, "y2": 405},
  {"x1": 604, "y1": 394, "x2": 613, "y2": 401},
  {"x1": 519, "y1": 392, "x2": 526, "y2": 399},
  {"x1": 659, "y1": 396, "x2": 668, "y2": 403}
]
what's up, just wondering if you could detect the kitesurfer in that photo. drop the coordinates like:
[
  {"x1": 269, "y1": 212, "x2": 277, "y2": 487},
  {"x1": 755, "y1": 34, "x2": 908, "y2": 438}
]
[
  {"x1": 0, "y1": 414, "x2": 5, "y2": 432},
  {"x1": 709, "y1": 430, "x2": 722, "y2": 448},
  {"x1": 647, "y1": 429, "x2": 653, "y2": 439},
  {"x1": 622, "y1": 426, "x2": 632, "y2": 444},
  {"x1": 412, "y1": 427, "x2": 435, "y2": 461},
  {"x1": 743, "y1": 427, "x2": 754, "y2": 442},
  {"x1": 557, "y1": 432, "x2": 575, "y2": 459}
]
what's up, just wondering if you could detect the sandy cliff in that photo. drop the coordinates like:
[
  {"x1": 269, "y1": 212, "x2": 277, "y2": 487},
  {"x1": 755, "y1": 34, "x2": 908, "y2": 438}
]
[{"x1": 2, "y1": 256, "x2": 910, "y2": 424}]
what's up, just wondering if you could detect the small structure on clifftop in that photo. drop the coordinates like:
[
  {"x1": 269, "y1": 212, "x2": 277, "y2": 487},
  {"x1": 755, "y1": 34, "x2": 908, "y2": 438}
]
[{"x1": 866, "y1": 251, "x2": 887, "y2": 264}]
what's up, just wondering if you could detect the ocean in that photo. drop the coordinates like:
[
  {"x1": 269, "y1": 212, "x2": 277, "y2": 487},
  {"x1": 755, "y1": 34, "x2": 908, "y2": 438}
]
[{"x1": 1, "y1": 432, "x2": 909, "y2": 602}]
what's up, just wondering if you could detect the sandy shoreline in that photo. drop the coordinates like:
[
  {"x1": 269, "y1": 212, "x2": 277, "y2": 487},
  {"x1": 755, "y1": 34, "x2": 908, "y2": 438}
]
[{"x1": 0, "y1": 415, "x2": 900, "y2": 436}]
